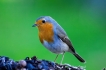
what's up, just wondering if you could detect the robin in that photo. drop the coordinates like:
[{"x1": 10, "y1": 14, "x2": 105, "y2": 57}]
[{"x1": 32, "y1": 16, "x2": 85, "y2": 64}]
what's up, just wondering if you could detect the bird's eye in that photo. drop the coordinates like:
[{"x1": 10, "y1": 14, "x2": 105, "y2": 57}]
[{"x1": 42, "y1": 20, "x2": 46, "y2": 23}]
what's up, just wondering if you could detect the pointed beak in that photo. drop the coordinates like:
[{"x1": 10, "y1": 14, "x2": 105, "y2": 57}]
[{"x1": 32, "y1": 24, "x2": 37, "y2": 27}]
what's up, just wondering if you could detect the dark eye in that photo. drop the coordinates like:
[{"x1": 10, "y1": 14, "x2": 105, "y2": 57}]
[{"x1": 42, "y1": 20, "x2": 46, "y2": 23}]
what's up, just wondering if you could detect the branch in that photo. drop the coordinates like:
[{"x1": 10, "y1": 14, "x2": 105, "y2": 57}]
[{"x1": 0, "y1": 56, "x2": 85, "y2": 70}]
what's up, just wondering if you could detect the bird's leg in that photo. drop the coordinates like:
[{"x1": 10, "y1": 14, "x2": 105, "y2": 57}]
[
  {"x1": 54, "y1": 54, "x2": 59, "y2": 62},
  {"x1": 60, "y1": 52, "x2": 65, "y2": 64}
]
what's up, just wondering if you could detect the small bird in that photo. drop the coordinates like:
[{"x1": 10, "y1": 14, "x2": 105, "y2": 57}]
[{"x1": 32, "y1": 16, "x2": 85, "y2": 64}]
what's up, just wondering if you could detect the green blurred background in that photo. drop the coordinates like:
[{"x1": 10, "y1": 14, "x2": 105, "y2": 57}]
[{"x1": 0, "y1": 0, "x2": 106, "y2": 70}]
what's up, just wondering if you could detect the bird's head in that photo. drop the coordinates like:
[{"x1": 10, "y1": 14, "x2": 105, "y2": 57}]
[{"x1": 32, "y1": 16, "x2": 57, "y2": 31}]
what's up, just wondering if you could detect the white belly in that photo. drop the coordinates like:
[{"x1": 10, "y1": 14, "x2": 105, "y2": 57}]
[{"x1": 43, "y1": 40, "x2": 69, "y2": 54}]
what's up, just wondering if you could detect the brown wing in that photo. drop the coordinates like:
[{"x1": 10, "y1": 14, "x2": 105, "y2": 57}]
[
  {"x1": 58, "y1": 35, "x2": 75, "y2": 53},
  {"x1": 56, "y1": 24, "x2": 76, "y2": 53},
  {"x1": 58, "y1": 35, "x2": 85, "y2": 63}
]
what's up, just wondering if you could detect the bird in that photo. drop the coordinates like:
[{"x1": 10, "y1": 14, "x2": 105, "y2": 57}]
[{"x1": 32, "y1": 16, "x2": 85, "y2": 64}]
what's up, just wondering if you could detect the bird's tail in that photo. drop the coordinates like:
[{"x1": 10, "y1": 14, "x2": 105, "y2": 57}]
[{"x1": 73, "y1": 53, "x2": 85, "y2": 63}]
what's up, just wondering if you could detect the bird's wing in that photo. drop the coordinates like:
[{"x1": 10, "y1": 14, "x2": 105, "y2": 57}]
[{"x1": 56, "y1": 25, "x2": 75, "y2": 53}]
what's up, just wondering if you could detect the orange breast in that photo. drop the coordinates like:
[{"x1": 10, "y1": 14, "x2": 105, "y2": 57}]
[{"x1": 38, "y1": 22, "x2": 54, "y2": 43}]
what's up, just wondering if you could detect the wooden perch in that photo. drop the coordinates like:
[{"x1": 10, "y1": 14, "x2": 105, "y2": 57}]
[{"x1": 0, "y1": 56, "x2": 85, "y2": 70}]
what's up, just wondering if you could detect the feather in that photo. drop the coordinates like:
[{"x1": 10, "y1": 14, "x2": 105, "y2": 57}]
[{"x1": 56, "y1": 24, "x2": 75, "y2": 53}]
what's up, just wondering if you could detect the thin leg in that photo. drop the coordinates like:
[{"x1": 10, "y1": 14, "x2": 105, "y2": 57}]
[
  {"x1": 54, "y1": 54, "x2": 59, "y2": 62},
  {"x1": 60, "y1": 52, "x2": 65, "y2": 64}
]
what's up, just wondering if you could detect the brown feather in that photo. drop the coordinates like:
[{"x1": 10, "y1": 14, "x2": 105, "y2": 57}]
[
  {"x1": 36, "y1": 20, "x2": 54, "y2": 43},
  {"x1": 58, "y1": 36, "x2": 75, "y2": 53}
]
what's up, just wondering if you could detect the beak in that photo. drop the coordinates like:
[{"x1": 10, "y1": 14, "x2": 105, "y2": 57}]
[{"x1": 32, "y1": 24, "x2": 37, "y2": 27}]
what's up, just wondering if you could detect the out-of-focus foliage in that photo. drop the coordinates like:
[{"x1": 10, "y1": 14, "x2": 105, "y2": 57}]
[{"x1": 0, "y1": 0, "x2": 106, "y2": 70}]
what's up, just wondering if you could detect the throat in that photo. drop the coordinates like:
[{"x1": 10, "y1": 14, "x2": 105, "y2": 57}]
[{"x1": 38, "y1": 24, "x2": 54, "y2": 43}]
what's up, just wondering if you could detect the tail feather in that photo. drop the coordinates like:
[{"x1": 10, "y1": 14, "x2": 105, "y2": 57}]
[{"x1": 73, "y1": 53, "x2": 85, "y2": 63}]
